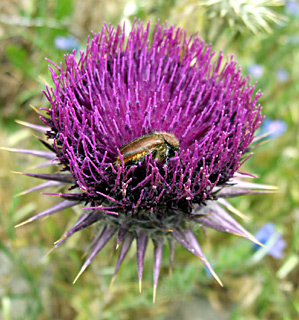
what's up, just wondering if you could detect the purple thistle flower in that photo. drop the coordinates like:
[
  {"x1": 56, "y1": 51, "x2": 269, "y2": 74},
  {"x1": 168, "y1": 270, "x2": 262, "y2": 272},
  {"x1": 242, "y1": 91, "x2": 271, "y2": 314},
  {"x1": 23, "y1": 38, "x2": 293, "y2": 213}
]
[{"x1": 11, "y1": 21, "x2": 270, "y2": 301}]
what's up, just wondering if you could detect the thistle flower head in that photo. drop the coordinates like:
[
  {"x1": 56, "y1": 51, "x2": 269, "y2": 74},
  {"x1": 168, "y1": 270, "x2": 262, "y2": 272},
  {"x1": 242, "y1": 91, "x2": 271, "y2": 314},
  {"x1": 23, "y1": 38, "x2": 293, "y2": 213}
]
[{"x1": 12, "y1": 21, "x2": 269, "y2": 300}]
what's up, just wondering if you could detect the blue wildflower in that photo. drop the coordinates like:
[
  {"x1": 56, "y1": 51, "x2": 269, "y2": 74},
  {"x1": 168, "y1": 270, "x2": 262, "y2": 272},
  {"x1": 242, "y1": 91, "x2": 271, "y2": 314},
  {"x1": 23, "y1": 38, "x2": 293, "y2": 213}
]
[
  {"x1": 276, "y1": 69, "x2": 289, "y2": 83},
  {"x1": 247, "y1": 64, "x2": 264, "y2": 79},
  {"x1": 54, "y1": 35, "x2": 80, "y2": 51},
  {"x1": 285, "y1": 1, "x2": 299, "y2": 17},
  {"x1": 254, "y1": 223, "x2": 286, "y2": 259},
  {"x1": 258, "y1": 118, "x2": 287, "y2": 139}
]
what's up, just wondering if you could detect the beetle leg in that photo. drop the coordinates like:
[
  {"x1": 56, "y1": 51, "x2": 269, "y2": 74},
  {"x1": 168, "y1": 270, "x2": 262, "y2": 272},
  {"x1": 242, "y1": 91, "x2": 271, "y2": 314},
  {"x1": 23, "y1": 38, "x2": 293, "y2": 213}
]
[{"x1": 164, "y1": 146, "x2": 170, "y2": 165}]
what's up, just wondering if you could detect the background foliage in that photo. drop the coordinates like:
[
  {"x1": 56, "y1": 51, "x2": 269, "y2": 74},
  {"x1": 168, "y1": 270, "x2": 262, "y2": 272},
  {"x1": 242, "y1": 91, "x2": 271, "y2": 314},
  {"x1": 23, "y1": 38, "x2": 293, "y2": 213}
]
[{"x1": 0, "y1": 0, "x2": 298, "y2": 319}]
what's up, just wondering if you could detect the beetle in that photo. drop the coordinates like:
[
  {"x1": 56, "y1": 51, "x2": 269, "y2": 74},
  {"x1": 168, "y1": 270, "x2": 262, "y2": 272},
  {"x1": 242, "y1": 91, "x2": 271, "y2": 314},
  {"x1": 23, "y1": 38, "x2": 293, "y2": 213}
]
[{"x1": 116, "y1": 132, "x2": 179, "y2": 165}]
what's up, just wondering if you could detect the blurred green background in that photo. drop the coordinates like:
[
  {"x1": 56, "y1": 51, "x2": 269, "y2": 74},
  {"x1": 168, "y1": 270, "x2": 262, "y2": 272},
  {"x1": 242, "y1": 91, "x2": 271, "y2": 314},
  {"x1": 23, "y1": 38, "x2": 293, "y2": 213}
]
[{"x1": 0, "y1": 1, "x2": 298, "y2": 319}]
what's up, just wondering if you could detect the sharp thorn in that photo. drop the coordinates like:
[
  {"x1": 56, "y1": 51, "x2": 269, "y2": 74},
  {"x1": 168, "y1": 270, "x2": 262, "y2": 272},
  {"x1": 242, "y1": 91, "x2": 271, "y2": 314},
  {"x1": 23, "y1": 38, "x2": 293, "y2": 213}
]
[
  {"x1": 233, "y1": 231, "x2": 265, "y2": 248},
  {"x1": 10, "y1": 171, "x2": 24, "y2": 175},
  {"x1": 41, "y1": 193, "x2": 60, "y2": 197},
  {"x1": 29, "y1": 104, "x2": 42, "y2": 115},
  {"x1": 198, "y1": 256, "x2": 207, "y2": 263},
  {"x1": 73, "y1": 267, "x2": 86, "y2": 284},
  {"x1": 81, "y1": 251, "x2": 88, "y2": 259},
  {"x1": 210, "y1": 269, "x2": 223, "y2": 287},
  {"x1": 54, "y1": 234, "x2": 68, "y2": 245},
  {"x1": 109, "y1": 276, "x2": 116, "y2": 290},
  {"x1": 30, "y1": 132, "x2": 40, "y2": 139},
  {"x1": 15, "y1": 119, "x2": 27, "y2": 125},
  {"x1": 248, "y1": 235, "x2": 265, "y2": 248},
  {"x1": 153, "y1": 285, "x2": 157, "y2": 304},
  {"x1": 14, "y1": 190, "x2": 29, "y2": 197},
  {"x1": 139, "y1": 280, "x2": 142, "y2": 293},
  {"x1": 225, "y1": 203, "x2": 250, "y2": 221},
  {"x1": 45, "y1": 246, "x2": 56, "y2": 257},
  {"x1": 39, "y1": 75, "x2": 50, "y2": 86},
  {"x1": 15, "y1": 218, "x2": 34, "y2": 228}
]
